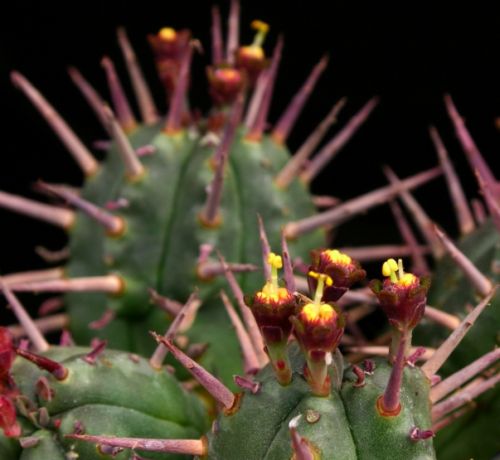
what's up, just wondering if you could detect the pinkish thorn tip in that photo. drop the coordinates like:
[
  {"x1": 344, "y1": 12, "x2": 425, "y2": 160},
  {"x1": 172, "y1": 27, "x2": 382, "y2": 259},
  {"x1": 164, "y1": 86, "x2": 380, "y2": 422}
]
[
  {"x1": 150, "y1": 332, "x2": 236, "y2": 410},
  {"x1": 422, "y1": 287, "x2": 497, "y2": 378},
  {"x1": 271, "y1": 55, "x2": 329, "y2": 145},
  {"x1": 284, "y1": 167, "x2": 442, "y2": 238},
  {"x1": 1, "y1": 279, "x2": 50, "y2": 352},
  {"x1": 66, "y1": 434, "x2": 207, "y2": 456},
  {"x1": 257, "y1": 214, "x2": 272, "y2": 280},
  {"x1": 220, "y1": 290, "x2": 261, "y2": 375},
  {"x1": 116, "y1": 27, "x2": 159, "y2": 125},
  {"x1": 101, "y1": 56, "x2": 137, "y2": 131},
  {"x1": 429, "y1": 126, "x2": 475, "y2": 235},
  {"x1": 281, "y1": 230, "x2": 296, "y2": 292},
  {"x1": 15, "y1": 347, "x2": 68, "y2": 380},
  {"x1": 10, "y1": 71, "x2": 98, "y2": 176},
  {"x1": 433, "y1": 224, "x2": 493, "y2": 296}
]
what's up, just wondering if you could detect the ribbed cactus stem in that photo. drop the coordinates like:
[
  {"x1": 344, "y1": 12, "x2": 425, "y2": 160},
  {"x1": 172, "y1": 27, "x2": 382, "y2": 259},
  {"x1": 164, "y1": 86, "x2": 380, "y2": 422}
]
[{"x1": 267, "y1": 340, "x2": 292, "y2": 385}]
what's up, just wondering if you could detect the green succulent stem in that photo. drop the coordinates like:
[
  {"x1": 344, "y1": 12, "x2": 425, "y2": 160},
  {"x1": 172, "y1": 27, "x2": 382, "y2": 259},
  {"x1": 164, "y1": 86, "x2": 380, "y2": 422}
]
[
  {"x1": 305, "y1": 351, "x2": 331, "y2": 397},
  {"x1": 266, "y1": 340, "x2": 292, "y2": 386}
]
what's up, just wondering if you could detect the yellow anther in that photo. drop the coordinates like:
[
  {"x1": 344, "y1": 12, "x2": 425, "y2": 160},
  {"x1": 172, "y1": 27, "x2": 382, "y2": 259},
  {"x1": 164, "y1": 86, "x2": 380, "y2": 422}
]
[
  {"x1": 159, "y1": 27, "x2": 177, "y2": 41},
  {"x1": 308, "y1": 271, "x2": 333, "y2": 286},
  {"x1": 382, "y1": 258, "x2": 398, "y2": 277},
  {"x1": 308, "y1": 271, "x2": 333, "y2": 304},
  {"x1": 382, "y1": 258, "x2": 417, "y2": 286},
  {"x1": 249, "y1": 20, "x2": 269, "y2": 48},
  {"x1": 302, "y1": 302, "x2": 335, "y2": 323},
  {"x1": 399, "y1": 273, "x2": 417, "y2": 287},
  {"x1": 251, "y1": 20, "x2": 270, "y2": 34},
  {"x1": 268, "y1": 252, "x2": 283, "y2": 270},
  {"x1": 258, "y1": 284, "x2": 290, "y2": 304},
  {"x1": 324, "y1": 249, "x2": 352, "y2": 266}
]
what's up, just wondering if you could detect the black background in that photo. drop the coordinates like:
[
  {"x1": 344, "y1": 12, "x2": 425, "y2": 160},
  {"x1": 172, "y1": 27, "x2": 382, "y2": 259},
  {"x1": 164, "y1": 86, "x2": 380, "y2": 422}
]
[{"x1": 0, "y1": 0, "x2": 499, "y2": 287}]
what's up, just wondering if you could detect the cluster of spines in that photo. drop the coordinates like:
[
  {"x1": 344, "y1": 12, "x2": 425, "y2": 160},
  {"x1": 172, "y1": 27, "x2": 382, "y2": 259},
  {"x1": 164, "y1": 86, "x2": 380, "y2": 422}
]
[
  {"x1": 1, "y1": 0, "x2": 500, "y2": 456},
  {"x1": 0, "y1": 0, "x2": 450, "y2": 315},
  {"x1": 3, "y1": 216, "x2": 497, "y2": 457}
]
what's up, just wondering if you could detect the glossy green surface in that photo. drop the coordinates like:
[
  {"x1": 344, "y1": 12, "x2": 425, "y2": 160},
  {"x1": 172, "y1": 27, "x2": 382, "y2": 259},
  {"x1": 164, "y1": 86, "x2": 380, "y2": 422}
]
[
  {"x1": 207, "y1": 345, "x2": 435, "y2": 459},
  {"x1": 4, "y1": 346, "x2": 208, "y2": 460},
  {"x1": 65, "y1": 124, "x2": 324, "y2": 386}
]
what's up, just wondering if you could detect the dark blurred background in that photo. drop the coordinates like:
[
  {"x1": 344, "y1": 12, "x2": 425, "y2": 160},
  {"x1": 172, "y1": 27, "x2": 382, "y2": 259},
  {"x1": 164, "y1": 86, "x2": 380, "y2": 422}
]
[{"x1": 0, "y1": 0, "x2": 499, "y2": 289}]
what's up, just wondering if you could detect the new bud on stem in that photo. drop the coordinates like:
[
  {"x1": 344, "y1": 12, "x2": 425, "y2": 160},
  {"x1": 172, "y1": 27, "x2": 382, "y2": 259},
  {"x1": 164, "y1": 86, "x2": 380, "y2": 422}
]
[
  {"x1": 370, "y1": 258, "x2": 430, "y2": 416},
  {"x1": 207, "y1": 66, "x2": 245, "y2": 106},
  {"x1": 291, "y1": 272, "x2": 345, "y2": 396},
  {"x1": 236, "y1": 20, "x2": 269, "y2": 84},
  {"x1": 148, "y1": 27, "x2": 191, "y2": 99},
  {"x1": 247, "y1": 252, "x2": 296, "y2": 385}
]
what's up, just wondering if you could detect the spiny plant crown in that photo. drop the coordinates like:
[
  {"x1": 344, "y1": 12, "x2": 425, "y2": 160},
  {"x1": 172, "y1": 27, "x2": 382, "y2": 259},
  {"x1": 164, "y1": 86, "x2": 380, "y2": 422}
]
[{"x1": 2, "y1": 236, "x2": 495, "y2": 459}]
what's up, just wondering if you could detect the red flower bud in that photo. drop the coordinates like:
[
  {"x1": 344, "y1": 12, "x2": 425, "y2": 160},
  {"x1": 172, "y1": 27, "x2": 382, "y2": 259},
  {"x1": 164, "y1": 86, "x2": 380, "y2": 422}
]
[
  {"x1": 370, "y1": 258, "x2": 430, "y2": 331},
  {"x1": 148, "y1": 27, "x2": 191, "y2": 97},
  {"x1": 248, "y1": 253, "x2": 296, "y2": 345},
  {"x1": 207, "y1": 67, "x2": 245, "y2": 106},
  {"x1": 291, "y1": 273, "x2": 345, "y2": 395},
  {"x1": 247, "y1": 252, "x2": 296, "y2": 385},
  {"x1": 308, "y1": 249, "x2": 366, "y2": 302},
  {"x1": 292, "y1": 300, "x2": 344, "y2": 357},
  {"x1": 236, "y1": 20, "x2": 269, "y2": 85}
]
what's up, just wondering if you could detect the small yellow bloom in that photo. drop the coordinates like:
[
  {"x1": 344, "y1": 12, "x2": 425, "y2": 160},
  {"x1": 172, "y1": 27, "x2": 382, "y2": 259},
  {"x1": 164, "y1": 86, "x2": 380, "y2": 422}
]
[
  {"x1": 302, "y1": 302, "x2": 335, "y2": 323},
  {"x1": 324, "y1": 249, "x2": 352, "y2": 266},
  {"x1": 158, "y1": 27, "x2": 177, "y2": 41}
]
